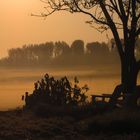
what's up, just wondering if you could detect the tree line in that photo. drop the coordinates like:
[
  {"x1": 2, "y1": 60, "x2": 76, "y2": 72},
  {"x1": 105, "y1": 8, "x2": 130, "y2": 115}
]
[{"x1": 0, "y1": 39, "x2": 139, "y2": 69}]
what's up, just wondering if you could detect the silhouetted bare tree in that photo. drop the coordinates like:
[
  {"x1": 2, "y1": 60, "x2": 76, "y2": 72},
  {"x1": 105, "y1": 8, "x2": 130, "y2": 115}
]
[{"x1": 39, "y1": 0, "x2": 140, "y2": 104}]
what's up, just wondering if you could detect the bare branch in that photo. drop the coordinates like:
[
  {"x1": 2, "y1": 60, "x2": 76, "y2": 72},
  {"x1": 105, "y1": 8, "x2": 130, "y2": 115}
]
[
  {"x1": 31, "y1": 9, "x2": 56, "y2": 17},
  {"x1": 72, "y1": 0, "x2": 109, "y2": 26},
  {"x1": 99, "y1": 1, "x2": 124, "y2": 59},
  {"x1": 118, "y1": 0, "x2": 126, "y2": 19}
]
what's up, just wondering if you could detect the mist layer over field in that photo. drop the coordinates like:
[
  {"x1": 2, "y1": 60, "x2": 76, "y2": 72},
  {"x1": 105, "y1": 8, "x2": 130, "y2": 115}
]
[{"x1": 0, "y1": 67, "x2": 119, "y2": 110}]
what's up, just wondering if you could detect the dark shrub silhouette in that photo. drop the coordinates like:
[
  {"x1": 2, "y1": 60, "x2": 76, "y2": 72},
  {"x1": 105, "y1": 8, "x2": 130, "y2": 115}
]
[{"x1": 23, "y1": 74, "x2": 89, "y2": 110}]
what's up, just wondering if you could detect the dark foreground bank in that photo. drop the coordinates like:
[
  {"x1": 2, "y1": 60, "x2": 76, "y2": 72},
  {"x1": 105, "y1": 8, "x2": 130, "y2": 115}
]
[{"x1": 0, "y1": 108, "x2": 140, "y2": 140}]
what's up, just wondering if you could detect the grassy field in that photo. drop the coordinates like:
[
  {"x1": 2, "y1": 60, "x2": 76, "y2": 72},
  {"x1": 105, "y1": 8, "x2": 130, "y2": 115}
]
[{"x1": 0, "y1": 106, "x2": 140, "y2": 140}]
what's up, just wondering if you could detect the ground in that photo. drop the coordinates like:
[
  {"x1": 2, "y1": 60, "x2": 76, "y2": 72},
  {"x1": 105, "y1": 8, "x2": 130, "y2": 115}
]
[{"x1": 0, "y1": 107, "x2": 140, "y2": 140}]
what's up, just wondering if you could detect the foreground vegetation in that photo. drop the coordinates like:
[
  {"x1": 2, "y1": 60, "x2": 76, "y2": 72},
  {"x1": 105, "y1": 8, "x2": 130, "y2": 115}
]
[
  {"x1": 0, "y1": 108, "x2": 140, "y2": 140},
  {"x1": 23, "y1": 73, "x2": 89, "y2": 110},
  {"x1": 0, "y1": 74, "x2": 139, "y2": 140}
]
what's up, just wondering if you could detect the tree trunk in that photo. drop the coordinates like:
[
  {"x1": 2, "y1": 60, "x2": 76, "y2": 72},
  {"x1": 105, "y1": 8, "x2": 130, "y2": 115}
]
[
  {"x1": 109, "y1": 62, "x2": 138, "y2": 107},
  {"x1": 121, "y1": 59, "x2": 139, "y2": 106}
]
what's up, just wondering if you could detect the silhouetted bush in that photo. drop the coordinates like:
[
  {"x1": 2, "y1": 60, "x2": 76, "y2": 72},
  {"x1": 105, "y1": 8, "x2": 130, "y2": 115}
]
[{"x1": 23, "y1": 74, "x2": 89, "y2": 115}]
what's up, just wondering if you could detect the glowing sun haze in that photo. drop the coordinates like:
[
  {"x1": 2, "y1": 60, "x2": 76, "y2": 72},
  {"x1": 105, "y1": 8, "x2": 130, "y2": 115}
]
[{"x1": 0, "y1": 0, "x2": 108, "y2": 58}]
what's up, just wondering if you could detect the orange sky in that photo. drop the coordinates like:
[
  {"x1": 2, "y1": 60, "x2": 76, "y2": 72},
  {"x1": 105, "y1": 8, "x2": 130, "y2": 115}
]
[{"x1": 0, "y1": 0, "x2": 110, "y2": 58}]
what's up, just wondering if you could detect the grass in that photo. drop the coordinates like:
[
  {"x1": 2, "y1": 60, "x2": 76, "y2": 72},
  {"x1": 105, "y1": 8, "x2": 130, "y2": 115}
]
[{"x1": 0, "y1": 106, "x2": 140, "y2": 139}]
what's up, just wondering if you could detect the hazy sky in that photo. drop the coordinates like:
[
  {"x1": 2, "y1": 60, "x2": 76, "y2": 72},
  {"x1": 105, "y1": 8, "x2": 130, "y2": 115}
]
[{"x1": 0, "y1": 0, "x2": 110, "y2": 58}]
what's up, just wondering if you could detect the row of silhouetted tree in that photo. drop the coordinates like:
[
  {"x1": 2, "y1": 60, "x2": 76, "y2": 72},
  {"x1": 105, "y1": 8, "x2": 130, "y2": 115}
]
[{"x1": 1, "y1": 39, "x2": 139, "y2": 68}]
